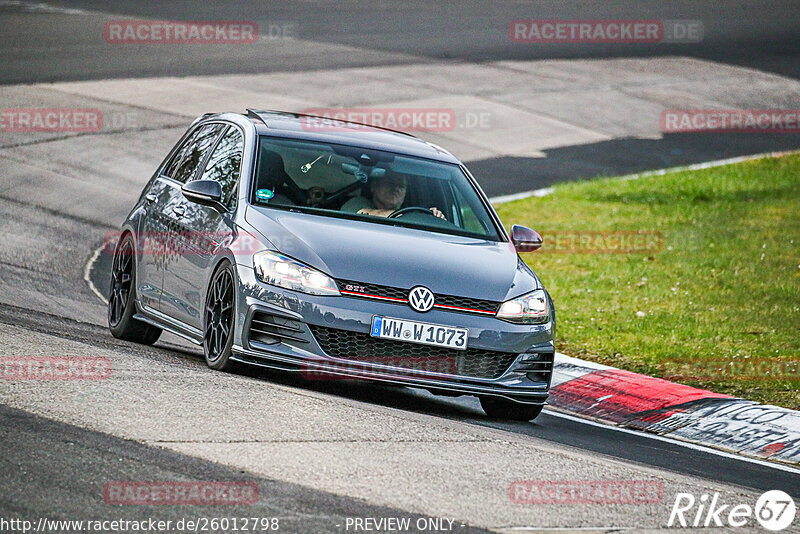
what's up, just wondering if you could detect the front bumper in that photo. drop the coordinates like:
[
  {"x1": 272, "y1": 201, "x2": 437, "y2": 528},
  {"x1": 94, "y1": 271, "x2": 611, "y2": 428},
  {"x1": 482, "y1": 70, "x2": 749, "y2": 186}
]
[{"x1": 231, "y1": 265, "x2": 555, "y2": 404}]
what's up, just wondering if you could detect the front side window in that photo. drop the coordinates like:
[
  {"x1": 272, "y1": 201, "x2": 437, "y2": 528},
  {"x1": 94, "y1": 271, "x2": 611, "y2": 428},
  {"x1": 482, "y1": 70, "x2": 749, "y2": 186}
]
[
  {"x1": 165, "y1": 123, "x2": 226, "y2": 183},
  {"x1": 199, "y1": 126, "x2": 243, "y2": 209},
  {"x1": 251, "y1": 136, "x2": 500, "y2": 241},
  {"x1": 164, "y1": 127, "x2": 201, "y2": 179}
]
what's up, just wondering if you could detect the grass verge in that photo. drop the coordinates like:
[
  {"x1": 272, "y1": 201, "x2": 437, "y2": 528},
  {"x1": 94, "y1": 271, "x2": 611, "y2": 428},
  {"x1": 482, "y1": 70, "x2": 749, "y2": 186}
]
[{"x1": 494, "y1": 153, "x2": 800, "y2": 409}]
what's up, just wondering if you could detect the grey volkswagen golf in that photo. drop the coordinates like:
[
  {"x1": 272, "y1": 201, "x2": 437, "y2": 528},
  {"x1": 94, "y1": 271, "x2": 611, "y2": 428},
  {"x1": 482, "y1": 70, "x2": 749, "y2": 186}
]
[{"x1": 108, "y1": 110, "x2": 555, "y2": 420}]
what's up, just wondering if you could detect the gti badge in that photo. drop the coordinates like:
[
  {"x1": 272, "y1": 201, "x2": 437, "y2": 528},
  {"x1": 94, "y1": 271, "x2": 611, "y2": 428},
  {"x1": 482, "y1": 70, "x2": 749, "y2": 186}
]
[{"x1": 408, "y1": 286, "x2": 435, "y2": 312}]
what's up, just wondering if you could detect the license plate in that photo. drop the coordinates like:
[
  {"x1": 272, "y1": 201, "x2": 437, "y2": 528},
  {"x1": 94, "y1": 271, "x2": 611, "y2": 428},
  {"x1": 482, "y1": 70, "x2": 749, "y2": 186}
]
[{"x1": 370, "y1": 316, "x2": 468, "y2": 350}]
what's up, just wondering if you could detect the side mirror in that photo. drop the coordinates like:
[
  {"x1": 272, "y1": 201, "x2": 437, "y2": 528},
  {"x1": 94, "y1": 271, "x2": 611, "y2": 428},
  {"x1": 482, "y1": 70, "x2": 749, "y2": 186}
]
[
  {"x1": 510, "y1": 224, "x2": 542, "y2": 252},
  {"x1": 182, "y1": 179, "x2": 227, "y2": 213}
]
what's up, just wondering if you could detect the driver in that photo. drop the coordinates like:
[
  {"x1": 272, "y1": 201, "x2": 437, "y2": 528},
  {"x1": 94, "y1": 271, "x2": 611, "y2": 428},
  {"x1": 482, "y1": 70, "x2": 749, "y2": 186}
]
[{"x1": 341, "y1": 174, "x2": 445, "y2": 219}]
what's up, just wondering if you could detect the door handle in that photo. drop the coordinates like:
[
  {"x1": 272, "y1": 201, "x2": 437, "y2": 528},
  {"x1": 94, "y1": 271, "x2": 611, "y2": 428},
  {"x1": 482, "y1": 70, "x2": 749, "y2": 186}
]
[
  {"x1": 172, "y1": 205, "x2": 186, "y2": 218},
  {"x1": 145, "y1": 193, "x2": 157, "y2": 203}
]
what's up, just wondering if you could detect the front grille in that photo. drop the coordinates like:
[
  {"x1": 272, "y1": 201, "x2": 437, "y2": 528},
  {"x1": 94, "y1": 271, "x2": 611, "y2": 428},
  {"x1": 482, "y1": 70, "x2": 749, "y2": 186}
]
[
  {"x1": 436, "y1": 294, "x2": 499, "y2": 313},
  {"x1": 308, "y1": 324, "x2": 517, "y2": 379},
  {"x1": 338, "y1": 280, "x2": 407, "y2": 301},
  {"x1": 336, "y1": 279, "x2": 500, "y2": 315}
]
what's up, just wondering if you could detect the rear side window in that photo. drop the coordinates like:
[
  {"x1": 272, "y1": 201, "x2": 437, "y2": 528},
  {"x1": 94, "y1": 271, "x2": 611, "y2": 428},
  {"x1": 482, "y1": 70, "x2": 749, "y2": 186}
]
[
  {"x1": 199, "y1": 126, "x2": 244, "y2": 209},
  {"x1": 164, "y1": 123, "x2": 225, "y2": 183}
]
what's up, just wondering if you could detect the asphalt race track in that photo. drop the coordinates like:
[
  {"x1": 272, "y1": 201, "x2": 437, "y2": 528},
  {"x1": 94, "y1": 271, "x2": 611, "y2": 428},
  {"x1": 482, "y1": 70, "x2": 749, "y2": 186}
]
[
  {"x1": 1, "y1": 2, "x2": 799, "y2": 532},
  {"x1": 2, "y1": 0, "x2": 800, "y2": 82}
]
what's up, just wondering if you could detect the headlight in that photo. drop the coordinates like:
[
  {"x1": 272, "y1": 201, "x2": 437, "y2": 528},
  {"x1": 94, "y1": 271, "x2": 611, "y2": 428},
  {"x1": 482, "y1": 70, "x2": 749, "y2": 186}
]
[
  {"x1": 253, "y1": 251, "x2": 340, "y2": 296},
  {"x1": 496, "y1": 289, "x2": 549, "y2": 324}
]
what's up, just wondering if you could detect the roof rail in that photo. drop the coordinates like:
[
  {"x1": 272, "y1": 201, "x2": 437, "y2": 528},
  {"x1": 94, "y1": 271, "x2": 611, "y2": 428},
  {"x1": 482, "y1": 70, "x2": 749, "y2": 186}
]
[{"x1": 247, "y1": 109, "x2": 420, "y2": 139}]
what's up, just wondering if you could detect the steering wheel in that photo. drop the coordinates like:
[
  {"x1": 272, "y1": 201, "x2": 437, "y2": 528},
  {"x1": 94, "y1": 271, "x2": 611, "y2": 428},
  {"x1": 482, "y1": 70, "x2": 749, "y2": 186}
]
[{"x1": 388, "y1": 206, "x2": 438, "y2": 219}]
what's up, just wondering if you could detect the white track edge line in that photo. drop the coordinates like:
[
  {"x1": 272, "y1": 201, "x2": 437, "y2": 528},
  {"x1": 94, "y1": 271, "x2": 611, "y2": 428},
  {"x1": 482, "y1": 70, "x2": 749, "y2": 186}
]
[
  {"x1": 84, "y1": 245, "x2": 108, "y2": 304},
  {"x1": 544, "y1": 409, "x2": 800, "y2": 475}
]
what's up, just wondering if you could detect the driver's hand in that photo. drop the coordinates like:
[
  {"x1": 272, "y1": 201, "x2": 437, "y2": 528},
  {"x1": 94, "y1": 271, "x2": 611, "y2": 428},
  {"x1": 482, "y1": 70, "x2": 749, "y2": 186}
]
[{"x1": 429, "y1": 207, "x2": 446, "y2": 220}]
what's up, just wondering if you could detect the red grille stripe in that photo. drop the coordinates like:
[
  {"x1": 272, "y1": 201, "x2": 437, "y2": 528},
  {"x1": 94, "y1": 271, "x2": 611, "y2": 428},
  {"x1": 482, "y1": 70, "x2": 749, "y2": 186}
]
[
  {"x1": 342, "y1": 290, "x2": 497, "y2": 315},
  {"x1": 341, "y1": 290, "x2": 407, "y2": 303},
  {"x1": 433, "y1": 303, "x2": 495, "y2": 315}
]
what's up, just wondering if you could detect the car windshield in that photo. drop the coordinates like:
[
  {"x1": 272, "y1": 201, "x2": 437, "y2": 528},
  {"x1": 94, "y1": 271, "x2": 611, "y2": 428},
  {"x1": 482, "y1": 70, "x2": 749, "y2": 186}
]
[{"x1": 251, "y1": 136, "x2": 501, "y2": 241}]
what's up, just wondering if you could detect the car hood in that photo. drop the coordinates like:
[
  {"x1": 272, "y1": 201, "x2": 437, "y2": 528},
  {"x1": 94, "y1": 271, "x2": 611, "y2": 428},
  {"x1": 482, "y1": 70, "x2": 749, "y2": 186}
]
[{"x1": 244, "y1": 206, "x2": 541, "y2": 302}]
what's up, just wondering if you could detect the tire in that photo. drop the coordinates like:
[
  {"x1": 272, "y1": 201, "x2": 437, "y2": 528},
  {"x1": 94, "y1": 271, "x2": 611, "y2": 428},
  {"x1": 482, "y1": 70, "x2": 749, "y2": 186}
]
[
  {"x1": 108, "y1": 233, "x2": 162, "y2": 345},
  {"x1": 479, "y1": 397, "x2": 544, "y2": 421},
  {"x1": 203, "y1": 261, "x2": 237, "y2": 371}
]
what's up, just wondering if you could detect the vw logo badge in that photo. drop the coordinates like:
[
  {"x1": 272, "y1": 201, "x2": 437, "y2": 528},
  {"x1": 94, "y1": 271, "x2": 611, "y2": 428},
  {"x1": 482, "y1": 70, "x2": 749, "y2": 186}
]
[{"x1": 408, "y1": 286, "x2": 435, "y2": 312}]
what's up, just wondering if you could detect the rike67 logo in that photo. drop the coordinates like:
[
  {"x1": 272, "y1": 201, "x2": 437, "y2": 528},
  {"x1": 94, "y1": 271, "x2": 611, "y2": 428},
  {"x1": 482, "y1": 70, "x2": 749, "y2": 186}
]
[{"x1": 668, "y1": 490, "x2": 796, "y2": 531}]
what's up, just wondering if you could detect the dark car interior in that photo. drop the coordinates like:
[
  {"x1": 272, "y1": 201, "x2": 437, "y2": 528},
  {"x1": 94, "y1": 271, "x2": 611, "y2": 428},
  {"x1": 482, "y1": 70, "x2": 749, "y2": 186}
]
[{"x1": 251, "y1": 138, "x2": 495, "y2": 238}]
